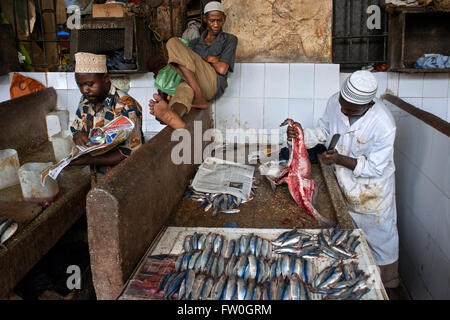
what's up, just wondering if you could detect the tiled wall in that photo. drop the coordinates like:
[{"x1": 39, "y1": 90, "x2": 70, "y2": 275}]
[
  {"x1": 2, "y1": 68, "x2": 448, "y2": 140},
  {"x1": 341, "y1": 72, "x2": 450, "y2": 123},
  {"x1": 384, "y1": 99, "x2": 450, "y2": 300}
]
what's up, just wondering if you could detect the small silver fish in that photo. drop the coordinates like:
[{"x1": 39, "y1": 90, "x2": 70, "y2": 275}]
[
  {"x1": 290, "y1": 273, "x2": 300, "y2": 300},
  {"x1": 220, "y1": 209, "x2": 240, "y2": 214},
  {"x1": 261, "y1": 239, "x2": 269, "y2": 259},
  {"x1": 245, "y1": 279, "x2": 256, "y2": 300},
  {"x1": 224, "y1": 275, "x2": 237, "y2": 300},
  {"x1": 253, "y1": 284, "x2": 262, "y2": 300},
  {"x1": 255, "y1": 237, "x2": 263, "y2": 258},
  {"x1": 210, "y1": 274, "x2": 227, "y2": 300},
  {"x1": 235, "y1": 254, "x2": 248, "y2": 278},
  {"x1": 184, "y1": 269, "x2": 196, "y2": 299},
  {"x1": 247, "y1": 254, "x2": 257, "y2": 280},
  {"x1": 201, "y1": 277, "x2": 214, "y2": 300},
  {"x1": 281, "y1": 255, "x2": 291, "y2": 278},
  {"x1": 183, "y1": 236, "x2": 193, "y2": 252},
  {"x1": 175, "y1": 252, "x2": 185, "y2": 272},
  {"x1": 188, "y1": 250, "x2": 202, "y2": 270},
  {"x1": 210, "y1": 254, "x2": 219, "y2": 277},
  {"x1": 198, "y1": 233, "x2": 207, "y2": 250},
  {"x1": 213, "y1": 234, "x2": 224, "y2": 255},
  {"x1": 226, "y1": 255, "x2": 237, "y2": 276},
  {"x1": 237, "y1": 277, "x2": 246, "y2": 300},
  {"x1": 217, "y1": 255, "x2": 225, "y2": 277},
  {"x1": 191, "y1": 274, "x2": 206, "y2": 300}
]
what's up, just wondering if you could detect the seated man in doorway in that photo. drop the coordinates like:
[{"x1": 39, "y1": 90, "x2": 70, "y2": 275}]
[
  {"x1": 149, "y1": 1, "x2": 238, "y2": 129},
  {"x1": 287, "y1": 71, "x2": 400, "y2": 295},
  {"x1": 69, "y1": 52, "x2": 144, "y2": 183}
]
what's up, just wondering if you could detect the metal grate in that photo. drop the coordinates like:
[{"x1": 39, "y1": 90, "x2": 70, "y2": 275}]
[
  {"x1": 6, "y1": 0, "x2": 69, "y2": 71},
  {"x1": 332, "y1": 0, "x2": 388, "y2": 72}
]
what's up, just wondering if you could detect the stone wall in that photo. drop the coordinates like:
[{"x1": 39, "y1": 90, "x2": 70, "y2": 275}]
[{"x1": 222, "y1": 0, "x2": 333, "y2": 63}]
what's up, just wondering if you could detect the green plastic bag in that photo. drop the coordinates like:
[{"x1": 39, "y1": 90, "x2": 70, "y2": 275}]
[{"x1": 154, "y1": 38, "x2": 191, "y2": 96}]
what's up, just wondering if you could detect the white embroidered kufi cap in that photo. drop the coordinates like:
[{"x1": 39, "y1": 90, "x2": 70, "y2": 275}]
[{"x1": 75, "y1": 52, "x2": 108, "y2": 73}]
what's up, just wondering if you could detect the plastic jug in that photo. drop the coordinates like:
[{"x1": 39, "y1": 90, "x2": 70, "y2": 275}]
[
  {"x1": 18, "y1": 162, "x2": 59, "y2": 202},
  {"x1": 0, "y1": 149, "x2": 20, "y2": 190},
  {"x1": 50, "y1": 130, "x2": 75, "y2": 162}
]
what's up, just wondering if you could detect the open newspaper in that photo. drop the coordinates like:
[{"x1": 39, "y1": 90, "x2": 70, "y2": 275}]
[
  {"x1": 191, "y1": 157, "x2": 255, "y2": 200},
  {"x1": 40, "y1": 115, "x2": 134, "y2": 185}
]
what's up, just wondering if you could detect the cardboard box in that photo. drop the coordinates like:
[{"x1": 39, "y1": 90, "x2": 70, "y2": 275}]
[{"x1": 92, "y1": 4, "x2": 126, "y2": 18}]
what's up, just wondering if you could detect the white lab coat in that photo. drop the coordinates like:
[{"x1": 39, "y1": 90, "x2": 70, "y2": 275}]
[{"x1": 303, "y1": 93, "x2": 399, "y2": 266}]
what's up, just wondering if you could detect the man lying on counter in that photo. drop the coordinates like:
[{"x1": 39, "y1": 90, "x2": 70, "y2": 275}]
[
  {"x1": 69, "y1": 52, "x2": 144, "y2": 184},
  {"x1": 149, "y1": 1, "x2": 238, "y2": 129}
]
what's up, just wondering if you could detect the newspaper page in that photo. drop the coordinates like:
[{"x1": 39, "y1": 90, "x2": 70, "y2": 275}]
[
  {"x1": 191, "y1": 157, "x2": 255, "y2": 200},
  {"x1": 40, "y1": 115, "x2": 134, "y2": 185}
]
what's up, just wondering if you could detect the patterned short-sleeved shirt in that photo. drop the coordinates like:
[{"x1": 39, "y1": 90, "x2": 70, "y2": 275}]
[{"x1": 70, "y1": 84, "x2": 144, "y2": 171}]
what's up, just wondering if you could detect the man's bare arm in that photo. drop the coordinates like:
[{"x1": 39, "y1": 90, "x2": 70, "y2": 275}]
[{"x1": 204, "y1": 56, "x2": 229, "y2": 75}]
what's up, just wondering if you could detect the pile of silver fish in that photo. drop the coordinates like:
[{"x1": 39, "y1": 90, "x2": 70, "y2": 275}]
[
  {"x1": 157, "y1": 230, "x2": 371, "y2": 300},
  {"x1": 0, "y1": 217, "x2": 18, "y2": 245},
  {"x1": 272, "y1": 226, "x2": 361, "y2": 260},
  {"x1": 183, "y1": 179, "x2": 260, "y2": 216}
]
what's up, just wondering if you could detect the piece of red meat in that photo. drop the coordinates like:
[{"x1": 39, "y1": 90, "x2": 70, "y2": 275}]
[{"x1": 267, "y1": 118, "x2": 332, "y2": 226}]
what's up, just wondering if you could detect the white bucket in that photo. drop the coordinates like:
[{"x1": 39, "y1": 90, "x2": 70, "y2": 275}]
[
  {"x1": 50, "y1": 130, "x2": 74, "y2": 162},
  {"x1": 18, "y1": 162, "x2": 59, "y2": 202},
  {"x1": 0, "y1": 149, "x2": 20, "y2": 190}
]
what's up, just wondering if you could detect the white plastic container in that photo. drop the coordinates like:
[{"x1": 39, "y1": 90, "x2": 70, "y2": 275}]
[
  {"x1": 0, "y1": 149, "x2": 20, "y2": 190},
  {"x1": 18, "y1": 162, "x2": 59, "y2": 202},
  {"x1": 50, "y1": 130, "x2": 74, "y2": 162},
  {"x1": 46, "y1": 110, "x2": 70, "y2": 140}
]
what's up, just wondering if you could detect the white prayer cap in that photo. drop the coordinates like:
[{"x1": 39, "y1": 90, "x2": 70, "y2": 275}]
[
  {"x1": 75, "y1": 52, "x2": 108, "y2": 73},
  {"x1": 340, "y1": 70, "x2": 378, "y2": 105},
  {"x1": 204, "y1": 1, "x2": 225, "y2": 14}
]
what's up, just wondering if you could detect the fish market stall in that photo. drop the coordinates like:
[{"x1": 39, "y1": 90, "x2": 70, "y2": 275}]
[
  {"x1": 119, "y1": 227, "x2": 387, "y2": 300},
  {"x1": 0, "y1": 89, "x2": 90, "y2": 298}
]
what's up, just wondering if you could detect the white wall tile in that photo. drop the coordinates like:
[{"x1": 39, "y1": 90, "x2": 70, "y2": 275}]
[
  {"x1": 448, "y1": 98, "x2": 450, "y2": 122},
  {"x1": 387, "y1": 72, "x2": 399, "y2": 96},
  {"x1": 423, "y1": 73, "x2": 449, "y2": 98},
  {"x1": 128, "y1": 88, "x2": 148, "y2": 119},
  {"x1": 47, "y1": 72, "x2": 67, "y2": 89},
  {"x1": 67, "y1": 90, "x2": 82, "y2": 122},
  {"x1": 264, "y1": 64, "x2": 289, "y2": 98},
  {"x1": 263, "y1": 98, "x2": 288, "y2": 129},
  {"x1": 55, "y1": 89, "x2": 68, "y2": 110},
  {"x1": 223, "y1": 63, "x2": 240, "y2": 98},
  {"x1": 145, "y1": 119, "x2": 166, "y2": 133},
  {"x1": 67, "y1": 73, "x2": 78, "y2": 89},
  {"x1": 427, "y1": 245, "x2": 450, "y2": 299},
  {"x1": 428, "y1": 130, "x2": 450, "y2": 197},
  {"x1": 130, "y1": 73, "x2": 154, "y2": 88},
  {"x1": 435, "y1": 198, "x2": 450, "y2": 261},
  {"x1": 240, "y1": 63, "x2": 265, "y2": 98},
  {"x1": 290, "y1": 64, "x2": 315, "y2": 99},
  {"x1": 239, "y1": 98, "x2": 263, "y2": 130},
  {"x1": 374, "y1": 72, "x2": 387, "y2": 98},
  {"x1": 288, "y1": 99, "x2": 314, "y2": 128},
  {"x1": 314, "y1": 64, "x2": 340, "y2": 99},
  {"x1": 422, "y1": 98, "x2": 448, "y2": 120},
  {"x1": 215, "y1": 97, "x2": 239, "y2": 130},
  {"x1": 313, "y1": 99, "x2": 328, "y2": 126},
  {"x1": 339, "y1": 73, "x2": 351, "y2": 89},
  {"x1": 0, "y1": 75, "x2": 10, "y2": 102},
  {"x1": 402, "y1": 97, "x2": 423, "y2": 109},
  {"x1": 398, "y1": 73, "x2": 423, "y2": 98}
]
